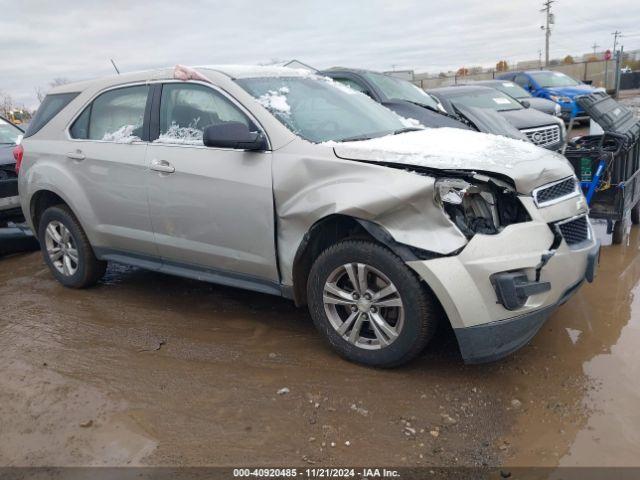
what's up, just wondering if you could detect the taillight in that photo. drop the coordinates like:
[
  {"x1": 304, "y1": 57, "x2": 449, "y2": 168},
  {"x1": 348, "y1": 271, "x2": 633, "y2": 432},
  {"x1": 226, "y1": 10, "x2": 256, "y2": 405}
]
[{"x1": 13, "y1": 144, "x2": 24, "y2": 174}]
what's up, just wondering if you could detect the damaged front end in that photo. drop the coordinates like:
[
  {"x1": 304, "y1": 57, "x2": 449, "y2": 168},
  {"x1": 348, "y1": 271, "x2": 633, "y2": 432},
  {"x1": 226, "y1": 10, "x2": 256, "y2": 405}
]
[{"x1": 432, "y1": 175, "x2": 530, "y2": 238}]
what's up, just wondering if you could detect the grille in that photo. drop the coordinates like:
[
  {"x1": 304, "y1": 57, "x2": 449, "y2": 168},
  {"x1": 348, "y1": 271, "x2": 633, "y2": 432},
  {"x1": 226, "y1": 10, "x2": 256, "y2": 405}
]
[
  {"x1": 521, "y1": 124, "x2": 561, "y2": 148},
  {"x1": 533, "y1": 177, "x2": 579, "y2": 206},
  {"x1": 556, "y1": 215, "x2": 590, "y2": 246}
]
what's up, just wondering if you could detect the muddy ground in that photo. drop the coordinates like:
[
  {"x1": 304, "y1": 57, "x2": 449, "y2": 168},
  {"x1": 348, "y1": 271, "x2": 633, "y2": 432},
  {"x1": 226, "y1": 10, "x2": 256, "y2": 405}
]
[
  {"x1": 1, "y1": 225, "x2": 640, "y2": 469},
  {"x1": 2, "y1": 92, "x2": 640, "y2": 469}
]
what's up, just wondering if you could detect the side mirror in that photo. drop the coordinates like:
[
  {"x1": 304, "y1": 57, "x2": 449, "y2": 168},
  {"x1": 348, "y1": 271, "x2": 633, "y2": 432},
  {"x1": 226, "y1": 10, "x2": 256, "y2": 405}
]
[
  {"x1": 203, "y1": 122, "x2": 267, "y2": 151},
  {"x1": 520, "y1": 100, "x2": 531, "y2": 108}
]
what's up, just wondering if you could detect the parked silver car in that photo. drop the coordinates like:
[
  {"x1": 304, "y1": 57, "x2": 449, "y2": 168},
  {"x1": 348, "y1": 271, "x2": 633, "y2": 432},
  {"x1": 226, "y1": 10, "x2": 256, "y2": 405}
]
[{"x1": 18, "y1": 66, "x2": 599, "y2": 366}]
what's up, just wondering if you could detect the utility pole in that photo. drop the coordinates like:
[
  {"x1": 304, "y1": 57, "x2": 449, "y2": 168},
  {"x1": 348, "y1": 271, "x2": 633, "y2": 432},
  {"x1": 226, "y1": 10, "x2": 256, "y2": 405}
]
[
  {"x1": 591, "y1": 42, "x2": 600, "y2": 57},
  {"x1": 540, "y1": 0, "x2": 554, "y2": 67},
  {"x1": 538, "y1": 49, "x2": 543, "y2": 69},
  {"x1": 612, "y1": 30, "x2": 622, "y2": 54}
]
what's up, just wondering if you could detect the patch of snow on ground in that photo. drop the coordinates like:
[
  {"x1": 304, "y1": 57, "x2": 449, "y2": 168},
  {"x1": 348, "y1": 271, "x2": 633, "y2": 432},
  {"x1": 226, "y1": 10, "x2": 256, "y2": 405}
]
[
  {"x1": 155, "y1": 124, "x2": 203, "y2": 145},
  {"x1": 101, "y1": 125, "x2": 141, "y2": 144},
  {"x1": 257, "y1": 87, "x2": 291, "y2": 115}
]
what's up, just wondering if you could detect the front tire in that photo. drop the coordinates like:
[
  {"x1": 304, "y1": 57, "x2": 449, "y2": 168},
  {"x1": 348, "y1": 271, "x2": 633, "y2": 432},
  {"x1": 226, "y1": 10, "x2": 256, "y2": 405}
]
[
  {"x1": 38, "y1": 205, "x2": 106, "y2": 288},
  {"x1": 307, "y1": 240, "x2": 439, "y2": 367}
]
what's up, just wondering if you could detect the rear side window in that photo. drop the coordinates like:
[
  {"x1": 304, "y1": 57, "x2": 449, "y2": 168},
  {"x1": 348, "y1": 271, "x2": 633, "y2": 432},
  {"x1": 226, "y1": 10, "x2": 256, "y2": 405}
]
[
  {"x1": 25, "y1": 92, "x2": 79, "y2": 137},
  {"x1": 70, "y1": 85, "x2": 149, "y2": 142}
]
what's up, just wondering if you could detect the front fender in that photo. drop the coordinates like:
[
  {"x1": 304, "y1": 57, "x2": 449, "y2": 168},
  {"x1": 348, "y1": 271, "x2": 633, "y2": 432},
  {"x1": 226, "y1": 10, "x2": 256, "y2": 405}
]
[{"x1": 272, "y1": 142, "x2": 468, "y2": 285}]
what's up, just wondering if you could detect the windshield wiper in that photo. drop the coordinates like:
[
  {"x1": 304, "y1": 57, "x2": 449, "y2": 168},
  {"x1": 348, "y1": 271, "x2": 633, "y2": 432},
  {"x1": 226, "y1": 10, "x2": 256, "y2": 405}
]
[
  {"x1": 337, "y1": 134, "x2": 375, "y2": 142},
  {"x1": 406, "y1": 100, "x2": 441, "y2": 113},
  {"x1": 393, "y1": 127, "x2": 422, "y2": 135}
]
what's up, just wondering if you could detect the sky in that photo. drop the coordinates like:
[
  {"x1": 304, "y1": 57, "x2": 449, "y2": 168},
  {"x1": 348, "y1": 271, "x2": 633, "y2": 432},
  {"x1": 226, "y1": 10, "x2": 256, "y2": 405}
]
[{"x1": 1, "y1": 0, "x2": 639, "y2": 109}]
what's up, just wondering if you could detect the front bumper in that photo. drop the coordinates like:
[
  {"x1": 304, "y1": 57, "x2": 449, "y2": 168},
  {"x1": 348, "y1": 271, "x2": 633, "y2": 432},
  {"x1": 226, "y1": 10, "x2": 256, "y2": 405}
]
[
  {"x1": 453, "y1": 241, "x2": 599, "y2": 363},
  {"x1": 408, "y1": 218, "x2": 599, "y2": 364},
  {"x1": 559, "y1": 102, "x2": 588, "y2": 122}
]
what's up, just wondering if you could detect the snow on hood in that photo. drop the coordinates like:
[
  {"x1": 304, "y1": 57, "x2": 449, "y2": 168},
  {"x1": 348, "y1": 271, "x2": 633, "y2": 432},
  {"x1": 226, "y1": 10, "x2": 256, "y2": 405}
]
[{"x1": 331, "y1": 128, "x2": 575, "y2": 193}]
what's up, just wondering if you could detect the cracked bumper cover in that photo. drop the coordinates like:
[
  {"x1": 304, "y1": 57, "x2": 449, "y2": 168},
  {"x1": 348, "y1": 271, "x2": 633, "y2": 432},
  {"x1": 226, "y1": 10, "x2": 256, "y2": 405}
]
[{"x1": 407, "y1": 221, "x2": 599, "y2": 364}]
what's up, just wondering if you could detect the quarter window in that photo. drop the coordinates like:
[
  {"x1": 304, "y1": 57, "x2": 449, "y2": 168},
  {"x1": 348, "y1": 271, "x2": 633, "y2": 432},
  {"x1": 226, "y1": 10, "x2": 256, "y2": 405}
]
[
  {"x1": 70, "y1": 85, "x2": 149, "y2": 142},
  {"x1": 157, "y1": 83, "x2": 253, "y2": 146}
]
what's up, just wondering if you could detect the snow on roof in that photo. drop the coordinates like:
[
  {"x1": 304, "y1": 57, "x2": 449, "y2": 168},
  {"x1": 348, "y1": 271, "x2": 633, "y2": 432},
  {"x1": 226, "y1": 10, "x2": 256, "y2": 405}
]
[{"x1": 197, "y1": 65, "x2": 313, "y2": 79}]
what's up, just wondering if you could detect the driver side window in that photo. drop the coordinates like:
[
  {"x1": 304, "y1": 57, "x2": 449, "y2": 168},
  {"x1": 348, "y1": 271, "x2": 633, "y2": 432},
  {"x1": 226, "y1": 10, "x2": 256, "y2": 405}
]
[{"x1": 157, "y1": 83, "x2": 254, "y2": 145}]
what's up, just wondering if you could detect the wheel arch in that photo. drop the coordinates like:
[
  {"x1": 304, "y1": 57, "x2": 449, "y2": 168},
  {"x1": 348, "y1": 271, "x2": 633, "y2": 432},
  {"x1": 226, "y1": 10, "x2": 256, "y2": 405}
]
[
  {"x1": 30, "y1": 189, "x2": 71, "y2": 232},
  {"x1": 290, "y1": 214, "x2": 438, "y2": 306}
]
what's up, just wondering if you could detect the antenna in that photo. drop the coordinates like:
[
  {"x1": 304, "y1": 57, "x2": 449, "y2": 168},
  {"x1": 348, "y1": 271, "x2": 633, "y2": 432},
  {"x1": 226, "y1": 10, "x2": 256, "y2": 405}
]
[{"x1": 110, "y1": 59, "x2": 121, "y2": 75}]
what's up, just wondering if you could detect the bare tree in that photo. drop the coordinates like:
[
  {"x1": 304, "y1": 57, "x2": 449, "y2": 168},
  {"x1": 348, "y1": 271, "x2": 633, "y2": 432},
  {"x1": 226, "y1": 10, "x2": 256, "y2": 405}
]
[
  {"x1": 34, "y1": 86, "x2": 46, "y2": 104},
  {"x1": 0, "y1": 90, "x2": 14, "y2": 117}
]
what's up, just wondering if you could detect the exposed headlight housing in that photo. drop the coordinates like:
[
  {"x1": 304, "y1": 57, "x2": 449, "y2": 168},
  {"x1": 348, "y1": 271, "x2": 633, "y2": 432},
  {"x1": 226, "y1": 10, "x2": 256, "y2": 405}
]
[
  {"x1": 554, "y1": 103, "x2": 562, "y2": 116},
  {"x1": 434, "y1": 178, "x2": 499, "y2": 237},
  {"x1": 434, "y1": 177, "x2": 531, "y2": 239}
]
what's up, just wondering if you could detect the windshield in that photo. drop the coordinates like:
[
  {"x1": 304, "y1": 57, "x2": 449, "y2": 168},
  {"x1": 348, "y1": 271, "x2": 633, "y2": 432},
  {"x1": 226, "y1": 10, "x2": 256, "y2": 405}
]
[
  {"x1": 362, "y1": 72, "x2": 440, "y2": 109},
  {"x1": 236, "y1": 76, "x2": 409, "y2": 143},
  {"x1": 530, "y1": 71, "x2": 581, "y2": 88},
  {"x1": 490, "y1": 81, "x2": 531, "y2": 99},
  {"x1": 0, "y1": 118, "x2": 23, "y2": 144},
  {"x1": 447, "y1": 90, "x2": 522, "y2": 112}
]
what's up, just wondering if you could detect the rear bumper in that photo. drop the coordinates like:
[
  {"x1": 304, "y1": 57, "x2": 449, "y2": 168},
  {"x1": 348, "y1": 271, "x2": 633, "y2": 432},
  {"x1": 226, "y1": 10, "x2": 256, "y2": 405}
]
[{"x1": 454, "y1": 241, "x2": 598, "y2": 363}]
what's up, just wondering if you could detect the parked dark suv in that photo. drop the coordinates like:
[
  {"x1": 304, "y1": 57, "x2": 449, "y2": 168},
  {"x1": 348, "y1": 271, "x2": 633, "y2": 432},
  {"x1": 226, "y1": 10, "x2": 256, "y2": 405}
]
[
  {"x1": 428, "y1": 85, "x2": 566, "y2": 151},
  {"x1": 319, "y1": 68, "x2": 470, "y2": 130}
]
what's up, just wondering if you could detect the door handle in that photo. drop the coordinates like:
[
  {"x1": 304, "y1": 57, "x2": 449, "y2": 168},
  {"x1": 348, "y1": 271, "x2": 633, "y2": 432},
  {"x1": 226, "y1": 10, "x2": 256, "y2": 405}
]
[
  {"x1": 150, "y1": 159, "x2": 175, "y2": 174},
  {"x1": 66, "y1": 151, "x2": 85, "y2": 161}
]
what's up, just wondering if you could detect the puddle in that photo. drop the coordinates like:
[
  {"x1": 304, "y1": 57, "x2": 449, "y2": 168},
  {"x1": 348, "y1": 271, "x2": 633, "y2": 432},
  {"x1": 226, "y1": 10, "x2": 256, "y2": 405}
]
[{"x1": 507, "y1": 228, "x2": 640, "y2": 466}]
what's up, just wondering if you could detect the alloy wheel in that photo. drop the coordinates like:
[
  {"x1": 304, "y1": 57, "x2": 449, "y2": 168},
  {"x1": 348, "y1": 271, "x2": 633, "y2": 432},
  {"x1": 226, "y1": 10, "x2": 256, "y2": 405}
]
[
  {"x1": 44, "y1": 220, "x2": 79, "y2": 276},
  {"x1": 323, "y1": 262, "x2": 404, "y2": 350}
]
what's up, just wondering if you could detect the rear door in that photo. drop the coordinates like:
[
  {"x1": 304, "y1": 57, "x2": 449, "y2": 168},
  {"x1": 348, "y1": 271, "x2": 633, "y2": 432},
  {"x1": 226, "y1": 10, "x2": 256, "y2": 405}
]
[
  {"x1": 68, "y1": 84, "x2": 157, "y2": 259},
  {"x1": 145, "y1": 81, "x2": 278, "y2": 287}
]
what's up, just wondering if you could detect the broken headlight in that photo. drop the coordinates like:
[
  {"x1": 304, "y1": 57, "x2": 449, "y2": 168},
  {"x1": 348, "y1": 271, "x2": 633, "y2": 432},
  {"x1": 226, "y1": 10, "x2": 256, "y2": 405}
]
[{"x1": 434, "y1": 178, "x2": 500, "y2": 238}]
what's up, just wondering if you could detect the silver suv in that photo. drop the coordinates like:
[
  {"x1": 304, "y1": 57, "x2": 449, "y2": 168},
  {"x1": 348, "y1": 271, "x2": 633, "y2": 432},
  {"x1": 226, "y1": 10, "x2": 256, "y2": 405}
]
[{"x1": 18, "y1": 66, "x2": 599, "y2": 367}]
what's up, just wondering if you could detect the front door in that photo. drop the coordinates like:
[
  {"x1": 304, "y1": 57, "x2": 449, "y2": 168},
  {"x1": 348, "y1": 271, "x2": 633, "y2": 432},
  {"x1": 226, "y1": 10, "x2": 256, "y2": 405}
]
[{"x1": 145, "y1": 82, "x2": 278, "y2": 285}]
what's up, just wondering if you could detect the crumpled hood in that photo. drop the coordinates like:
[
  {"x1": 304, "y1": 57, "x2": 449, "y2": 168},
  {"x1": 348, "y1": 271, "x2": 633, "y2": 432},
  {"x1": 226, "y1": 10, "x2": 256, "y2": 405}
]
[
  {"x1": 331, "y1": 128, "x2": 575, "y2": 194},
  {"x1": 545, "y1": 84, "x2": 600, "y2": 98}
]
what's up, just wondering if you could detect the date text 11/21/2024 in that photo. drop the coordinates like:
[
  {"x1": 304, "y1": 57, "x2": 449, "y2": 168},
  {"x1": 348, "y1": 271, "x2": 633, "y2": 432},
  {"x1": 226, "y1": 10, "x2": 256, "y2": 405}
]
[{"x1": 232, "y1": 468, "x2": 401, "y2": 478}]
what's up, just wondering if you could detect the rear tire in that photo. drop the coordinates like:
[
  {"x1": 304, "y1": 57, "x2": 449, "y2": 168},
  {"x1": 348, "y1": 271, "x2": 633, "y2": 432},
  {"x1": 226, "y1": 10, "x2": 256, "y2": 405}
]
[
  {"x1": 38, "y1": 205, "x2": 106, "y2": 288},
  {"x1": 307, "y1": 240, "x2": 439, "y2": 367}
]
